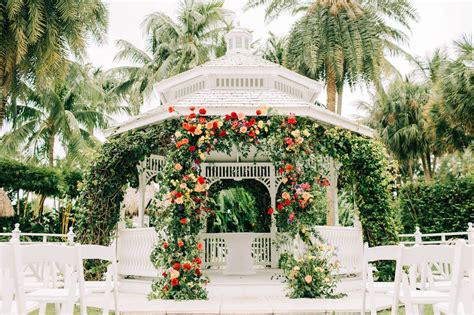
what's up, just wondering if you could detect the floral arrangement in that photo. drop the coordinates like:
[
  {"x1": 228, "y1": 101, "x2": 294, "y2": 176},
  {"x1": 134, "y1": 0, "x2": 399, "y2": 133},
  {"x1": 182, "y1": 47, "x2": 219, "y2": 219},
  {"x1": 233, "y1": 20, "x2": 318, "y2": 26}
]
[
  {"x1": 149, "y1": 106, "x2": 332, "y2": 299},
  {"x1": 280, "y1": 244, "x2": 342, "y2": 299}
]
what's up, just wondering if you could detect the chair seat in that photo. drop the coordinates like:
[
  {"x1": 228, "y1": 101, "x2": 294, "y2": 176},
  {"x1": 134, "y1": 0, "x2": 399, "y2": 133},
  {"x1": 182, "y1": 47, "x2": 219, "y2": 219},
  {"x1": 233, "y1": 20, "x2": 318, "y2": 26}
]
[
  {"x1": 416, "y1": 281, "x2": 452, "y2": 292},
  {"x1": 367, "y1": 281, "x2": 394, "y2": 292},
  {"x1": 84, "y1": 281, "x2": 109, "y2": 291},
  {"x1": 399, "y1": 290, "x2": 449, "y2": 304},
  {"x1": 26, "y1": 288, "x2": 75, "y2": 302}
]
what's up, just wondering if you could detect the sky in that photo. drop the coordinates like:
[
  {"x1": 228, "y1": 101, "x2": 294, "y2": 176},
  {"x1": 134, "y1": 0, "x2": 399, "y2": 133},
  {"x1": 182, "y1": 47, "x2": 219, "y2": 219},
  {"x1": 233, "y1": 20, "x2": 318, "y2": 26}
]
[{"x1": 86, "y1": 0, "x2": 473, "y2": 119}]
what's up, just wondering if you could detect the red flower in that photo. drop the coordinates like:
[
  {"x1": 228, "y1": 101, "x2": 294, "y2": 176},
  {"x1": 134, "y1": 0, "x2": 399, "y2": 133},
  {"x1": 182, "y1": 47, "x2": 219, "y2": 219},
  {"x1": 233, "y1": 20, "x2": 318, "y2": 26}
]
[
  {"x1": 163, "y1": 242, "x2": 168, "y2": 249},
  {"x1": 195, "y1": 257, "x2": 202, "y2": 264},
  {"x1": 213, "y1": 121, "x2": 219, "y2": 129},
  {"x1": 277, "y1": 203, "x2": 283, "y2": 211},
  {"x1": 285, "y1": 164, "x2": 293, "y2": 171},
  {"x1": 279, "y1": 167, "x2": 284, "y2": 174},
  {"x1": 288, "y1": 116, "x2": 297, "y2": 125},
  {"x1": 183, "y1": 263, "x2": 192, "y2": 270},
  {"x1": 231, "y1": 112, "x2": 238, "y2": 119},
  {"x1": 175, "y1": 192, "x2": 183, "y2": 198},
  {"x1": 171, "y1": 278, "x2": 179, "y2": 286},
  {"x1": 289, "y1": 212, "x2": 295, "y2": 221},
  {"x1": 162, "y1": 271, "x2": 167, "y2": 277},
  {"x1": 197, "y1": 242, "x2": 203, "y2": 250},
  {"x1": 196, "y1": 269, "x2": 201, "y2": 276},
  {"x1": 168, "y1": 106, "x2": 175, "y2": 113},
  {"x1": 180, "y1": 218, "x2": 188, "y2": 224},
  {"x1": 189, "y1": 106, "x2": 195, "y2": 111},
  {"x1": 248, "y1": 130, "x2": 255, "y2": 137},
  {"x1": 267, "y1": 207, "x2": 274, "y2": 215},
  {"x1": 178, "y1": 240, "x2": 184, "y2": 247},
  {"x1": 324, "y1": 178, "x2": 330, "y2": 186},
  {"x1": 163, "y1": 285, "x2": 169, "y2": 291},
  {"x1": 224, "y1": 114, "x2": 231, "y2": 121},
  {"x1": 189, "y1": 113, "x2": 196, "y2": 119},
  {"x1": 189, "y1": 146, "x2": 196, "y2": 152},
  {"x1": 198, "y1": 117, "x2": 207, "y2": 124},
  {"x1": 284, "y1": 199, "x2": 291, "y2": 206},
  {"x1": 197, "y1": 176, "x2": 206, "y2": 185},
  {"x1": 188, "y1": 125, "x2": 196, "y2": 133},
  {"x1": 219, "y1": 130, "x2": 227, "y2": 137},
  {"x1": 199, "y1": 108, "x2": 207, "y2": 115},
  {"x1": 256, "y1": 109, "x2": 262, "y2": 115},
  {"x1": 173, "y1": 262, "x2": 181, "y2": 270}
]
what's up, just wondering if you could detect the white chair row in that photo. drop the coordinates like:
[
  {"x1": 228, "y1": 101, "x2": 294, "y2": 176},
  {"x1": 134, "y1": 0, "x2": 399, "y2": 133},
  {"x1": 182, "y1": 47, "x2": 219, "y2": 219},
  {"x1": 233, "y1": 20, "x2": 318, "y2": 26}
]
[
  {"x1": 0, "y1": 240, "x2": 119, "y2": 315},
  {"x1": 362, "y1": 239, "x2": 473, "y2": 315}
]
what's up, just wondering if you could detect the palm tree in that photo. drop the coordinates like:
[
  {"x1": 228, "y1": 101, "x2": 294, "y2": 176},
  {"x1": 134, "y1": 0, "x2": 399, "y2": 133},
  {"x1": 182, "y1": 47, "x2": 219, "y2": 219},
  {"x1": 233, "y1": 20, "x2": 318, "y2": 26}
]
[
  {"x1": 0, "y1": 0, "x2": 108, "y2": 129},
  {"x1": 245, "y1": 0, "x2": 417, "y2": 114},
  {"x1": 110, "y1": 0, "x2": 230, "y2": 112},
  {"x1": 2, "y1": 62, "x2": 117, "y2": 167},
  {"x1": 258, "y1": 32, "x2": 287, "y2": 65}
]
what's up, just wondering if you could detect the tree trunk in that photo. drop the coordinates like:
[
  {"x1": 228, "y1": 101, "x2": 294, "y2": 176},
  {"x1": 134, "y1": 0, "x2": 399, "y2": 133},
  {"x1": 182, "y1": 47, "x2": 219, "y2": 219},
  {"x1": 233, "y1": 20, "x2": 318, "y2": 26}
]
[
  {"x1": 326, "y1": 63, "x2": 337, "y2": 112},
  {"x1": 0, "y1": 94, "x2": 5, "y2": 129},
  {"x1": 336, "y1": 84, "x2": 343, "y2": 115},
  {"x1": 421, "y1": 156, "x2": 431, "y2": 182},
  {"x1": 48, "y1": 129, "x2": 55, "y2": 167}
]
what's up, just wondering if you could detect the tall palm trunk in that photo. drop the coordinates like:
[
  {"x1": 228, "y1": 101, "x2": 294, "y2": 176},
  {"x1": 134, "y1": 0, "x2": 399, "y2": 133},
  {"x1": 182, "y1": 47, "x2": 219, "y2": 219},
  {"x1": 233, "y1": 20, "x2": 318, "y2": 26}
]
[
  {"x1": 0, "y1": 61, "x2": 10, "y2": 129},
  {"x1": 337, "y1": 84, "x2": 343, "y2": 115},
  {"x1": 48, "y1": 132, "x2": 55, "y2": 167},
  {"x1": 326, "y1": 63, "x2": 337, "y2": 112}
]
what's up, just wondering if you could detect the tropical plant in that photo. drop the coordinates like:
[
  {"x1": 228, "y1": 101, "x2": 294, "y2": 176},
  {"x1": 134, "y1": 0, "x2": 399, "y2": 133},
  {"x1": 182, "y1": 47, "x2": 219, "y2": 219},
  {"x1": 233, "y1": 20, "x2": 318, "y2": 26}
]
[
  {"x1": 246, "y1": 0, "x2": 417, "y2": 114},
  {"x1": 0, "y1": 0, "x2": 108, "y2": 128},
  {"x1": 110, "y1": 0, "x2": 230, "y2": 113},
  {"x1": 258, "y1": 32, "x2": 287, "y2": 65},
  {"x1": 1, "y1": 62, "x2": 118, "y2": 166}
]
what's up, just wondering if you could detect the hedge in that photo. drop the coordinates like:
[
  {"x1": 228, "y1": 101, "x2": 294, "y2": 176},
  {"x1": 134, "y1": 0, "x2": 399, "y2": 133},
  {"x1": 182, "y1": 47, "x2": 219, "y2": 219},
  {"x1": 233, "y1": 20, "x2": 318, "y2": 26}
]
[
  {"x1": 399, "y1": 176, "x2": 474, "y2": 233},
  {"x1": 0, "y1": 157, "x2": 82, "y2": 198}
]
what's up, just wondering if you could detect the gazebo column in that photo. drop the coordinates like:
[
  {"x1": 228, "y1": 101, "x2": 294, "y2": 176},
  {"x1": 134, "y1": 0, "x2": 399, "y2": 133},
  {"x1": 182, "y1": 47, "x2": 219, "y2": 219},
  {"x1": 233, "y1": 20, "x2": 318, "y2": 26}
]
[
  {"x1": 137, "y1": 164, "x2": 146, "y2": 227},
  {"x1": 326, "y1": 157, "x2": 339, "y2": 226},
  {"x1": 270, "y1": 170, "x2": 278, "y2": 268}
]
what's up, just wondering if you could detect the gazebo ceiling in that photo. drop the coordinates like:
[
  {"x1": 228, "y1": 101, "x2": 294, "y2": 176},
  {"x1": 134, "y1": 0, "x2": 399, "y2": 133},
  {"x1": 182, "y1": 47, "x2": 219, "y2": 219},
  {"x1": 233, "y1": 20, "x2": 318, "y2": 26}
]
[{"x1": 104, "y1": 27, "x2": 374, "y2": 138}]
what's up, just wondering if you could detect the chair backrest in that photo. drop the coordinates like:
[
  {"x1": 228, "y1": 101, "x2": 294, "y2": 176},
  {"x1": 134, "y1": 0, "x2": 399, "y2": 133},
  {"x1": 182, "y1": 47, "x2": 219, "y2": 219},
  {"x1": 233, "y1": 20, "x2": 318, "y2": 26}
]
[
  {"x1": 364, "y1": 243, "x2": 401, "y2": 263},
  {"x1": 447, "y1": 240, "x2": 474, "y2": 314},
  {"x1": 400, "y1": 244, "x2": 456, "y2": 266},
  {"x1": 80, "y1": 244, "x2": 116, "y2": 261},
  {"x1": 0, "y1": 243, "x2": 16, "y2": 313}
]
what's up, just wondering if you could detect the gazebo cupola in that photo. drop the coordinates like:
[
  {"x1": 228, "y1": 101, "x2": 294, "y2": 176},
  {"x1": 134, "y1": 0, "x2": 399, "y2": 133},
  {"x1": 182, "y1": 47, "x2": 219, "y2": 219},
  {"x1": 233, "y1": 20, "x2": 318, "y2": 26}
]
[{"x1": 224, "y1": 25, "x2": 252, "y2": 53}]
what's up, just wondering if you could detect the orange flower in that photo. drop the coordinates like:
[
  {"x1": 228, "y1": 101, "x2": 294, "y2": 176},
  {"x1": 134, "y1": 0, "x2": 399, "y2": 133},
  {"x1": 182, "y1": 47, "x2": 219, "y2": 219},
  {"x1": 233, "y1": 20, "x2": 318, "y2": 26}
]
[
  {"x1": 282, "y1": 192, "x2": 291, "y2": 200},
  {"x1": 197, "y1": 242, "x2": 203, "y2": 250},
  {"x1": 178, "y1": 240, "x2": 184, "y2": 247},
  {"x1": 180, "y1": 218, "x2": 188, "y2": 224},
  {"x1": 285, "y1": 164, "x2": 293, "y2": 171},
  {"x1": 305, "y1": 275, "x2": 313, "y2": 284},
  {"x1": 168, "y1": 106, "x2": 175, "y2": 113}
]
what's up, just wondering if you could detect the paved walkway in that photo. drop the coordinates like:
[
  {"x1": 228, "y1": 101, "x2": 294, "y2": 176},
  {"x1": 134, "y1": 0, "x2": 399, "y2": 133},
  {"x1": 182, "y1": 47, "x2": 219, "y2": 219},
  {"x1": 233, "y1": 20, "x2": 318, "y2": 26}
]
[{"x1": 86, "y1": 269, "x2": 393, "y2": 314}]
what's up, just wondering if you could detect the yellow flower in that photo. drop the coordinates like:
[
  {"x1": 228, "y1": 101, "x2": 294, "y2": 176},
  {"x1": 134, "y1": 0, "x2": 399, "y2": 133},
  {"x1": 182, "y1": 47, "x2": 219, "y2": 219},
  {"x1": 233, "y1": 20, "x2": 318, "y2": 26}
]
[
  {"x1": 175, "y1": 197, "x2": 184, "y2": 204},
  {"x1": 175, "y1": 131, "x2": 182, "y2": 138},
  {"x1": 257, "y1": 120, "x2": 264, "y2": 128},
  {"x1": 282, "y1": 192, "x2": 290, "y2": 200},
  {"x1": 217, "y1": 120, "x2": 223, "y2": 127},
  {"x1": 175, "y1": 164, "x2": 183, "y2": 171},
  {"x1": 324, "y1": 277, "x2": 330, "y2": 283},
  {"x1": 238, "y1": 112, "x2": 245, "y2": 120},
  {"x1": 302, "y1": 192, "x2": 311, "y2": 201},
  {"x1": 240, "y1": 126, "x2": 247, "y2": 133},
  {"x1": 296, "y1": 137, "x2": 304, "y2": 144},
  {"x1": 293, "y1": 266, "x2": 300, "y2": 272},
  {"x1": 291, "y1": 130, "x2": 300, "y2": 137},
  {"x1": 315, "y1": 267, "x2": 324, "y2": 273},
  {"x1": 200, "y1": 153, "x2": 206, "y2": 160},
  {"x1": 304, "y1": 275, "x2": 313, "y2": 284},
  {"x1": 303, "y1": 129, "x2": 310, "y2": 137},
  {"x1": 282, "y1": 177, "x2": 288, "y2": 184},
  {"x1": 194, "y1": 125, "x2": 203, "y2": 135}
]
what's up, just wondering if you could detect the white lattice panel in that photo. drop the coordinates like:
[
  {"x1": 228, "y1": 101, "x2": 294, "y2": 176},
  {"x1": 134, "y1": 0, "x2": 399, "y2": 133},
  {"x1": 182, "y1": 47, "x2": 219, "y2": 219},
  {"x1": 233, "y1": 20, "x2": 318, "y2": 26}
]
[{"x1": 117, "y1": 228, "x2": 160, "y2": 277}]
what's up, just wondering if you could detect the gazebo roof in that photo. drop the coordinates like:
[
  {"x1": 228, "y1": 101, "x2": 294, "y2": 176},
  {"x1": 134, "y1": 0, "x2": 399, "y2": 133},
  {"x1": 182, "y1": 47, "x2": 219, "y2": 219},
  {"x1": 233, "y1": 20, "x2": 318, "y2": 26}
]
[{"x1": 105, "y1": 27, "x2": 373, "y2": 138}]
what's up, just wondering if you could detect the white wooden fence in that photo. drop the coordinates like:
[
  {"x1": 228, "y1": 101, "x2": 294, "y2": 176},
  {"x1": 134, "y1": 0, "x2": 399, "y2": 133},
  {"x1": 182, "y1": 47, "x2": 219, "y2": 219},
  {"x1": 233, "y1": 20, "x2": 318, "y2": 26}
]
[{"x1": 399, "y1": 223, "x2": 474, "y2": 245}]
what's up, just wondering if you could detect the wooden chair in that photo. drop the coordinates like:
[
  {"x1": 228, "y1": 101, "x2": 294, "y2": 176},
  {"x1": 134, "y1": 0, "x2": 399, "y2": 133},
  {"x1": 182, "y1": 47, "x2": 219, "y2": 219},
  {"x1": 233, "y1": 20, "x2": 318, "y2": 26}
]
[
  {"x1": 433, "y1": 240, "x2": 473, "y2": 315},
  {"x1": 79, "y1": 244, "x2": 119, "y2": 315},
  {"x1": 361, "y1": 243, "x2": 401, "y2": 315},
  {"x1": 12, "y1": 241, "x2": 85, "y2": 315},
  {"x1": 391, "y1": 244, "x2": 456, "y2": 315}
]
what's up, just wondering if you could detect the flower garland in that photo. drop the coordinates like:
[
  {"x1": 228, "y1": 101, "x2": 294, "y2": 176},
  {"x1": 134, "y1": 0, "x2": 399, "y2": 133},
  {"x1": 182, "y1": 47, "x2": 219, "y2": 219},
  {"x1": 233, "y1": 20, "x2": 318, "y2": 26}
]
[{"x1": 150, "y1": 106, "x2": 332, "y2": 300}]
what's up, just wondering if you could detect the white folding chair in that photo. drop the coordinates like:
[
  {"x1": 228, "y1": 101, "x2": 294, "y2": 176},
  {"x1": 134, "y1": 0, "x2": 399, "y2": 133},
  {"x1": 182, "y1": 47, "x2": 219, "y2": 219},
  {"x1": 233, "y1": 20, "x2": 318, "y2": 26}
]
[
  {"x1": 12, "y1": 241, "x2": 85, "y2": 315},
  {"x1": 0, "y1": 242, "x2": 39, "y2": 314},
  {"x1": 433, "y1": 240, "x2": 473, "y2": 315},
  {"x1": 361, "y1": 243, "x2": 401, "y2": 315},
  {"x1": 391, "y1": 244, "x2": 456, "y2": 315},
  {"x1": 79, "y1": 244, "x2": 119, "y2": 315}
]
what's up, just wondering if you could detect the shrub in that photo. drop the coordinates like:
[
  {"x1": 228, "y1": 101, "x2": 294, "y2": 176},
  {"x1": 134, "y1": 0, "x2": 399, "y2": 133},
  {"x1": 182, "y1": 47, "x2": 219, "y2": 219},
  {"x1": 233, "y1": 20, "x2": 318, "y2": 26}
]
[
  {"x1": 399, "y1": 176, "x2": 474, "y2": 233},
  {"x1": 280, "y1": 244, "x2": 343, "y2": 298}
]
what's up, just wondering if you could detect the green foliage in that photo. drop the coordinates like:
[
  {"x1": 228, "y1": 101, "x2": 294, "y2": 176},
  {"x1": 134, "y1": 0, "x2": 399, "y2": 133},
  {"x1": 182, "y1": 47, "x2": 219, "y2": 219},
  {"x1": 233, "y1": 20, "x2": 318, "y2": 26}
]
[
  {"x1": 280, "y1": 245, "x2": 343, "y2": 298},
  {"x1": 0, "y1": 157, "x2": 82, "y2": 198},
  {"x1": 399, "y1": 176, "x2": 474, "y2": 234},
  {"x1": 0, "y1": 157, "x2": 62, "y2": 196}
]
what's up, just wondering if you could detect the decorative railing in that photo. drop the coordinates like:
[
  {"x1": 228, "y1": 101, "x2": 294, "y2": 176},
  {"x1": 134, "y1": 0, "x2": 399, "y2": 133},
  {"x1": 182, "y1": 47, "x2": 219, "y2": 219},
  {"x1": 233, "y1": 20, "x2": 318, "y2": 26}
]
[
  {"x1": 117, "y1": 227, "x2": 161, "y2": 277},
  {"x1": 200, "y1": 233, "x2": 272, "y2": 268},
  {"x1": 398, "y1": 223, "x2": 474, "y2": 245},
  {"x1": 0, "y1": 224, "x2": 74, "y2": 244}
]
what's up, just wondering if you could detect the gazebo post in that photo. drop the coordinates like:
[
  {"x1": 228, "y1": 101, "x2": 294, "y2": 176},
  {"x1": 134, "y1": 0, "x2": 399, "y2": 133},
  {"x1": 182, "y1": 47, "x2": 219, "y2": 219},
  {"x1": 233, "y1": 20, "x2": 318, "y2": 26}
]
[
  {"x1": 326, "y1": 157, "x2": 339, "y2": 226},
  {"x1": 270, "y1": 167, "x2": 278, "y2": 268},
  {"x1": 137, "y1": 161, "x2": 146, "y2": 227}
]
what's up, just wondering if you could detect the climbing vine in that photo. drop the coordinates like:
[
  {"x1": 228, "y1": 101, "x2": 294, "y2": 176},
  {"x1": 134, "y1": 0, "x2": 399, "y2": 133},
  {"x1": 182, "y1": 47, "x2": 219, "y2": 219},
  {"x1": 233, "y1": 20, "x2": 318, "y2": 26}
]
[{"x1": 76, "y1": 106, "x2": 398, "y2": 296}]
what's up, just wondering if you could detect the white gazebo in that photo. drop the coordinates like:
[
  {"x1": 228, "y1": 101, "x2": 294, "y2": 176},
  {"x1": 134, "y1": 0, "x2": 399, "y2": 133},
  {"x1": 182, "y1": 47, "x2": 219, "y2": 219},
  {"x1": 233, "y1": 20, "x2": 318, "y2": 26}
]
[{"x1": 106, "y1": 26, "x2": 371, "y2": 282}]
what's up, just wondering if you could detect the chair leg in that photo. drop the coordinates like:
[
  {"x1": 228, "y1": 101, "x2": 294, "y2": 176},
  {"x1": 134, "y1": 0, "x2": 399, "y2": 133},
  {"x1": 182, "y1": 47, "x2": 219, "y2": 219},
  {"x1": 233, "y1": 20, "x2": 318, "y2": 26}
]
[{"x1": 39, "y1": 303, "x2": 47, "y2": 315}]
